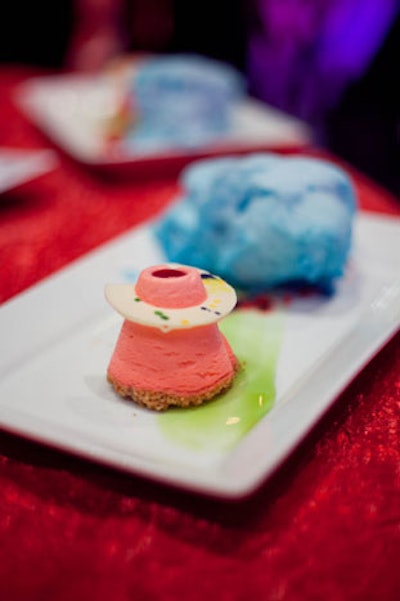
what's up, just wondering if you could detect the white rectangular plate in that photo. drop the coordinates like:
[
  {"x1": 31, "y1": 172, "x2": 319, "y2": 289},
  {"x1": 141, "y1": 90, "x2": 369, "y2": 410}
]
[
  {"x1": 0, "y1": 148, "x2": 57, "y2": 194},
  {"x1": 15, "y1": 73, "x2": 312, "y2": 171},
  {"x1": 0, "y1": 213, "x2": 399, "y2": 498}
]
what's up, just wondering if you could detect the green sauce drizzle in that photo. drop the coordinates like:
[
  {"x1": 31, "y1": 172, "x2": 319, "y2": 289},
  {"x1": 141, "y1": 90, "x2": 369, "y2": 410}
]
[{"x1": 158, "y1": 308, "x2": 284, "y2": 452}]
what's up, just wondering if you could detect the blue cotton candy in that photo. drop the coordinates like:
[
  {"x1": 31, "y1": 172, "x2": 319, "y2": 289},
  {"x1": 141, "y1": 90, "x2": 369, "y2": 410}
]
[
  {"x1": 154, "y1": 154, "x2": 357, "y2": 291},
  {"x1": 123, "y1": 54, "x2": 245, "y2": 151}
]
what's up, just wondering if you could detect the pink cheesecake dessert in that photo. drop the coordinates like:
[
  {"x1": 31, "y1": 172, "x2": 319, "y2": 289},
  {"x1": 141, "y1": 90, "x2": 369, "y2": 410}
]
[{"x1": 105, "y1": 264, "x2": 239, "y2": 410}]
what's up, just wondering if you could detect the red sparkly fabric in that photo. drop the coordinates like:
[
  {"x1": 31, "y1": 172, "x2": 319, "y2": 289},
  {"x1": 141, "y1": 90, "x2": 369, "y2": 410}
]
[{"x1": 1, "y1": 67, "x2": 399, "y2": 601}]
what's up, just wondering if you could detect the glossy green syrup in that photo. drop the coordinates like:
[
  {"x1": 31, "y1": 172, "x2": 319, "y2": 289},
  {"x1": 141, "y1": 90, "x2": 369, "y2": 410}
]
[{"x1": 158, "y1": 308, "x2": 284, "y2": 452}]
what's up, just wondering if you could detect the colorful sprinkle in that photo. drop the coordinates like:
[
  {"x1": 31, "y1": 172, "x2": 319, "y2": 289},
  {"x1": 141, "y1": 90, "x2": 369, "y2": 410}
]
[
  {"x1": 154, "y1": 310, "x2": 169, "y2": 321},
  {"x1": 203, "y1": 278, "x2": 231, "y2": 294}
]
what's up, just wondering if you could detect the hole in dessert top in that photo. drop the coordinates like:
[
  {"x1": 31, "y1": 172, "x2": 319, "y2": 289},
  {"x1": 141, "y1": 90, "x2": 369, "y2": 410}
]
[
  {"x1": 135, "y1": 264, "x2": 207, "y2": 308},
  {"x1": 151, "y1": 268, "x2": 186, "y2": 279}
]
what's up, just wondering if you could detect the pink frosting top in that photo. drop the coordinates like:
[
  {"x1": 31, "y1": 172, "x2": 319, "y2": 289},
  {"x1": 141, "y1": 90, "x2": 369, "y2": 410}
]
[{"x1": 135, "y1": 264, "x2": 207, "y2": 308}]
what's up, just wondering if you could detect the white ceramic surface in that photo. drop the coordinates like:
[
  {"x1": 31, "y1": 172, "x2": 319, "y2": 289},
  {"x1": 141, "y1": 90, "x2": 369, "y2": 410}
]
[
  {"x1": 0, "y1": 213, "x2": 399, "y2": 498},
  {"x1": 0, "y1": 148, "x2": 57, "y2": 194}
]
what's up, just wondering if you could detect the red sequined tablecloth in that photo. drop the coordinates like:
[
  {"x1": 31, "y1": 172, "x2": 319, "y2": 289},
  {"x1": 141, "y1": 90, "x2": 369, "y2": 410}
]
[{"x1": 0, "y1": 68, "x2": 399, "y2": 601}]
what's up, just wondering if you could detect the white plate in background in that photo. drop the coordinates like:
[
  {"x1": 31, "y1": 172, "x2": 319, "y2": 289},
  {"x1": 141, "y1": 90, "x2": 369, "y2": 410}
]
[
  {"x1": 0, "y1": 148, "x2": 57, "y2": 194},
  {"x1": 15, "y1": 73, "x2": 312, "y2": 175}
]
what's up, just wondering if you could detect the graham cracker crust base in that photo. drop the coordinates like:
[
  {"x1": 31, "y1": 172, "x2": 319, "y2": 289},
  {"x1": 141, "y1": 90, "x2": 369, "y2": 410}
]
[{"x1": 107, "y1": 364, "x2": 240, "y2": 411}]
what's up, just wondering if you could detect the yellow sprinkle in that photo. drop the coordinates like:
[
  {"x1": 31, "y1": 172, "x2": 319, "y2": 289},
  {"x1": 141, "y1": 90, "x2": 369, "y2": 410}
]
[
  {"x1": 210, "y1": 299, "x2": 221, "y2": 309},
  {"x1": 203, "y1": 279, "x2": 230, "y2": 293}
]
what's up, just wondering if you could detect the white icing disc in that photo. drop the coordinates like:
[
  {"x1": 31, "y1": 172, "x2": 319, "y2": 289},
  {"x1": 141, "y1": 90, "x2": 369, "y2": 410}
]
[{"x1": 105, "y1": 267, "x2": 237, "y2": 332}]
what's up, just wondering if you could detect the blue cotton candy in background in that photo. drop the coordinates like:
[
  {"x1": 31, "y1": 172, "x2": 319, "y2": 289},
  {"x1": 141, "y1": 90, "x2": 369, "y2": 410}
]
[
  {"x1": 123, "y1": 54, "x2": 245, "y2": 151},
  {"x1": 154, "y1": 154, "x2": 357, "y2": 292}
]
